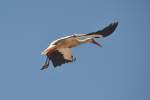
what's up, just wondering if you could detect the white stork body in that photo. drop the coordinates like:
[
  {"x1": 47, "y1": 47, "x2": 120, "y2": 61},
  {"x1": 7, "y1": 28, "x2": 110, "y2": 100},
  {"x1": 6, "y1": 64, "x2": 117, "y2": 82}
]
[
  {"x1": 41, "y1": 22, "x2": 118, "y2": 70},
  {"x1": 51, "y1": 35, "x2": 80, "y2": 48}
]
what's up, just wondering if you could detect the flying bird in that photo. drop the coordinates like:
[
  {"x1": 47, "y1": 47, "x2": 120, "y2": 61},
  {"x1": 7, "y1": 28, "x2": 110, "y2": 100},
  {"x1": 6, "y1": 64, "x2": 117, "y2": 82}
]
[{"x1": 41, "y1": 22, "x2": 118, "y2": 70}]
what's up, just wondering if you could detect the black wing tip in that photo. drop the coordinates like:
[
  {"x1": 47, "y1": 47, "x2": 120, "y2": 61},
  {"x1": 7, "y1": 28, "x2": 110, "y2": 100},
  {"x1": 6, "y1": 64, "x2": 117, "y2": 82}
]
[
  {"x1": 112, "y1": 21, "x2": 119, "y2": 24},
  {"x1": 86, "y1": 21, "x2": 118, "y2": 37},
  {"x1": 102, "y1": 21, "x2": 118, "y2": 37},
  {"x1": 110, "y1": 21, "x2": 119, "y2": 29}
]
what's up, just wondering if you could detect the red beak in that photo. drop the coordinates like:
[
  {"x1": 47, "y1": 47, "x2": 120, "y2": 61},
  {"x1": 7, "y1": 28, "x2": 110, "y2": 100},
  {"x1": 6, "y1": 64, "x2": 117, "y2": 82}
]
[{"x1": 92, "y1": 39, "x2": 102, "y2": 47}]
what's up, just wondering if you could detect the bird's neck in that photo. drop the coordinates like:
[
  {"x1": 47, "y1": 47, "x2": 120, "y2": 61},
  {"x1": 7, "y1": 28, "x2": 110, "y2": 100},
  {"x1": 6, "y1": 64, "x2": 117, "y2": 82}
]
[{"x1": 78, "y1": 38, "x2": 90, "y2": 44}]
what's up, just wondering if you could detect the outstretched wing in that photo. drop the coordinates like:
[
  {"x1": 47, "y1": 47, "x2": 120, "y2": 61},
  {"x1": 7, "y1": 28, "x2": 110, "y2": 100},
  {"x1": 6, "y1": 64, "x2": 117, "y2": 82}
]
[
  {"x1": 86, "y1": 22, "x2": 118, "y2": 38},
  {"x1": 74, "y1": 22, "x2": 118, "y2": 39},
  {"x1": 48, "y1": 48, "x2": 75, "y2": 67}
]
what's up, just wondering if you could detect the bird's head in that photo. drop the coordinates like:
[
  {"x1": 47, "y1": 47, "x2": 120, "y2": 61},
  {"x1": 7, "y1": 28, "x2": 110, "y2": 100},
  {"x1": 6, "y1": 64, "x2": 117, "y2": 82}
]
[{"x1": 85, "y1": 38, "x2": 102, "y2": 47}]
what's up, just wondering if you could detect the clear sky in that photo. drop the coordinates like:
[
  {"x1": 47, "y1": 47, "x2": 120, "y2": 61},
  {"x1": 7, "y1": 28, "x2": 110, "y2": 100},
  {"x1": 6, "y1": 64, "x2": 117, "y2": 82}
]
[{"x1": 0, "y1": 0, "x2": 150, "y2": 100}]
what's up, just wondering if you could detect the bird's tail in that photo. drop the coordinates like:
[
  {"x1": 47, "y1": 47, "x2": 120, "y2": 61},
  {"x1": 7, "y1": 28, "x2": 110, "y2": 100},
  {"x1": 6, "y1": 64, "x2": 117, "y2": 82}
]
[
  {"x1": 41, "y1": 50, "x2": 47, "y2": 55},
  {"x1": 41, "y1": 45, "x2": 57, "y2": 55}
]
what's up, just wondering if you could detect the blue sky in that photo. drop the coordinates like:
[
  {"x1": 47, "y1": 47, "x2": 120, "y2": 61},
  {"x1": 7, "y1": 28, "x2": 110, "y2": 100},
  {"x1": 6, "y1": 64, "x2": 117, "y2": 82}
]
[{"x1": 0, "y1": 0, "x2": 150, "y2": 100}]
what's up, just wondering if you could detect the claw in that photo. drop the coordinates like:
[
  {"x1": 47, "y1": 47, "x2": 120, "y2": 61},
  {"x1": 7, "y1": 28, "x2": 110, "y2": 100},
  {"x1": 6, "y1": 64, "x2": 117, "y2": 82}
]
[
  {"x1": 41, "y1": 63, "x2": 49, "y2": 70},
  {"x1": 73, "y1": 57, "x2": 76, "y2": 62}
]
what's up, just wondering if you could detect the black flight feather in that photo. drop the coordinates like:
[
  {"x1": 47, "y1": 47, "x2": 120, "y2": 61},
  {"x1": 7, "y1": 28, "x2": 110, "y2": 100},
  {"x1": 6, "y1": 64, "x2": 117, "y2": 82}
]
[
  {"x1": 87, "y1": 22, "x2": 118, "y2": 37},
  {"x1": 48, "y1": 50, "x2": 73, "y2": 67}
]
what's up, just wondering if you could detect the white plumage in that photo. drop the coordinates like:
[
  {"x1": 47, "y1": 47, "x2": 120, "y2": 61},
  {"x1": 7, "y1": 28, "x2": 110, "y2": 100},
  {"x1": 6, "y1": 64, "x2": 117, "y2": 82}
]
[{"x1": 41, "y1": 22, "x2": 118, "y2": 70}]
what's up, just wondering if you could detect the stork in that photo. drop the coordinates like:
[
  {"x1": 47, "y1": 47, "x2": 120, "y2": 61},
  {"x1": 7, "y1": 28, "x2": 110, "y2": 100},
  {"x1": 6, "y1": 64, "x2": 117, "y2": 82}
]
[{"x1": 41, "y1": 22, "x2": 118, "y2": 70}]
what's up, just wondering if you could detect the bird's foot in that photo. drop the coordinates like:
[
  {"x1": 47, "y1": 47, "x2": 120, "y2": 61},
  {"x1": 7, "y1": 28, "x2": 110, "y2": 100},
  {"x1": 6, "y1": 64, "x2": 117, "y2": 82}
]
[
  {"x1": 40, "y1": 63, "x2": 49, "y2": 70},
  {"x1": 73, "y1": 57, "x2": 76, "y2": 62}
]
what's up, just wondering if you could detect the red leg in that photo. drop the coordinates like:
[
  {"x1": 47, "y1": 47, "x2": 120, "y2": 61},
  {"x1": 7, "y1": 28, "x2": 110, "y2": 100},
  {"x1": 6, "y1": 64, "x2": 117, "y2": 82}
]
[{"x1": 41, "y1": 57, "x2": 50, "y2": 70}]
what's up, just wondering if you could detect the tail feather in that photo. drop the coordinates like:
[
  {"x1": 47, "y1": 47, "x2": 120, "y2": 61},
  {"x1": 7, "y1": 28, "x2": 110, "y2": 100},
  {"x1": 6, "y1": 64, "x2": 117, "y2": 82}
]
[{"x1": 41, "y1": 45, "x2": 57, "y2": 55}]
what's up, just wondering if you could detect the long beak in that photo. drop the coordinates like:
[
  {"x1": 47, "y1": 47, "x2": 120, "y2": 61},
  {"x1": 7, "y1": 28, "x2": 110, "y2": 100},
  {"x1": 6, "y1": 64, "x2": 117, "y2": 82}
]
[{"x1": 92, "y1": 39, "x2": 102, "y2": 47}]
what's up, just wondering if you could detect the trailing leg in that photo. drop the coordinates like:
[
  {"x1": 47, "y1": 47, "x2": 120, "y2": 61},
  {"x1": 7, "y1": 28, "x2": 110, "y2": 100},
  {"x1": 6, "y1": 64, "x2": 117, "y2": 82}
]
[{"x1": 41, "y1": 57, "x2": 50, "y2": 70}]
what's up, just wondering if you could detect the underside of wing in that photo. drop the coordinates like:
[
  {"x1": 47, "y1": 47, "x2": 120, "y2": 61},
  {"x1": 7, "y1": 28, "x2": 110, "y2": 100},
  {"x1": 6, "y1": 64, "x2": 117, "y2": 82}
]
[{"x1": 48, "y1": 48, "x2": 75, "y2": 67}]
